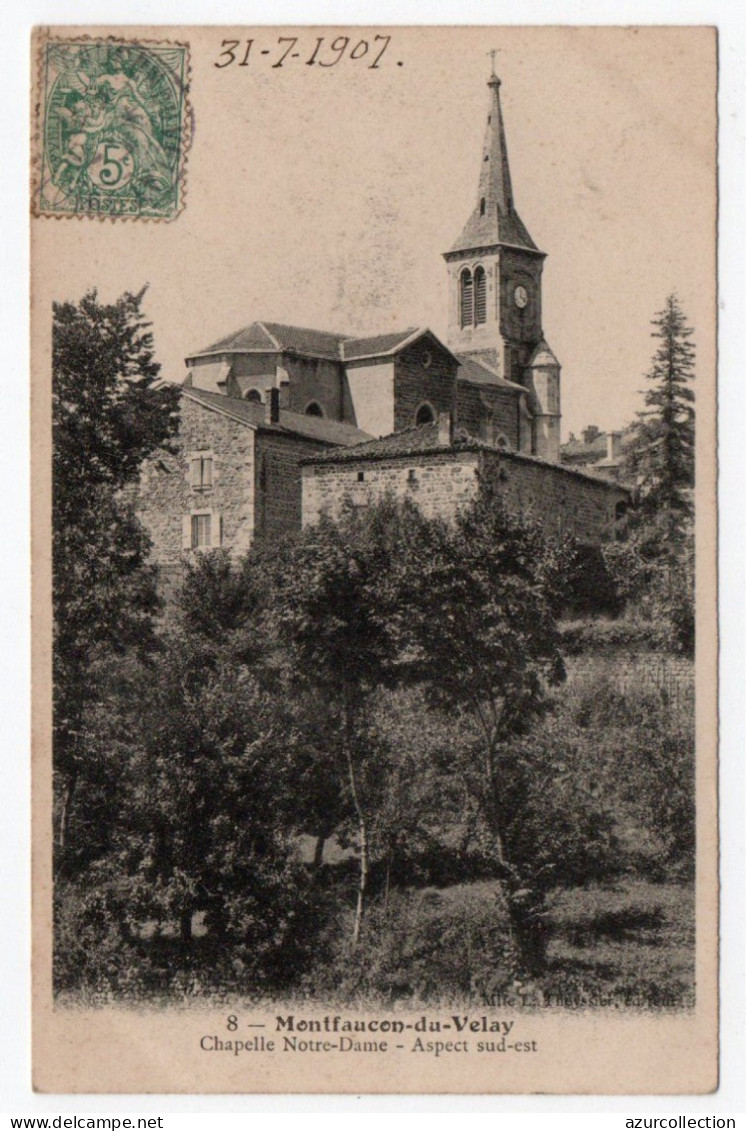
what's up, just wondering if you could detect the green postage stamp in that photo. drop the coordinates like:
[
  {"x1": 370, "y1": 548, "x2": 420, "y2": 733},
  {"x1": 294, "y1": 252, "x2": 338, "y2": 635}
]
[{"x1": 34, "y1": 37, "x2": 189, "y2": 220}]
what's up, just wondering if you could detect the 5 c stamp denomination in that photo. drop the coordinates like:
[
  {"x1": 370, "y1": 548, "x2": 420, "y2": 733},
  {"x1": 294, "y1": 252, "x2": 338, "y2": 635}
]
[{"x1": 34, "y1": 37, "x2": 189, "y2": 220}]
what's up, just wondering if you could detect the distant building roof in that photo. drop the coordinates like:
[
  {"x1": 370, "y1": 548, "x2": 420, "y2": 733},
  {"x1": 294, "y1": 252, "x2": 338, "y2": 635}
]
[
  {"x1": 561, "y1": 432, "x2": 608, "y2": 461},
  {"x1": 562, "y1": 427, "x2": 632, "y2": 463},
  {"x1": 182, "y1": 386, "x2": 372, "y2": 447}
]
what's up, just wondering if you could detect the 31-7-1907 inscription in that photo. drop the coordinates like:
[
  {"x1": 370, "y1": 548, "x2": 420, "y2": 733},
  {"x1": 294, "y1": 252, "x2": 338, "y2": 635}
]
[
  {"x1": 214, "y1": 35, "x2": 401, "y2": 70},
  {"x1": 198, "y1": 1014, "x2": 539, "y2": 1057}
]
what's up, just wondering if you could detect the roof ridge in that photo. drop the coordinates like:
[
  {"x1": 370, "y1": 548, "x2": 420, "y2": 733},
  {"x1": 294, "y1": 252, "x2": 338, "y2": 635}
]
[
  {"x1": 261, "y1": 319, "x2": 354, "y2": 341},
  {"x1": 255, "y1": 321, "x2": 282, "y2": 348},
  {"x1": 345, "y1": 325, "x2": 419, "y2": 343}
]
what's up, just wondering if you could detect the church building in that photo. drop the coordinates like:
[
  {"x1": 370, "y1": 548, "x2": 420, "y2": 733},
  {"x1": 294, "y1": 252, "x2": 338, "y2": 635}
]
[{"x1": 136, "y1": 66, "x2": 626, "y2": 571}]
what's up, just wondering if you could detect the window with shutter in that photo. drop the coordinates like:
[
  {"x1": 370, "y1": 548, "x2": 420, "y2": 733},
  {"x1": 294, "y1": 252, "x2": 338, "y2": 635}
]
[
  {"x1": 190, "y1": 454, "x2": 214, "y2": 491},
  {"x1": 460, "y1": 269, "x2": 473, "y2": 328},
  {"x1": 474, "y1": 267, "x2": 487, "y2": 325},
  {"x1": 191, "y1": 513, "x2": 211, "y2": 549}
]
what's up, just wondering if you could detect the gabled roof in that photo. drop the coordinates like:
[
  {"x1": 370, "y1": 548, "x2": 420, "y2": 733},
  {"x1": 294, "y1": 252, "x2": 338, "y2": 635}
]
[
  {"x1": 342, "y1": 327, "x2": 460, "y2": 365},
  {"x1": 301, "y1": 421, "x2": 446, "y2": 463},
  {"x1": 191, "y1": 321, "x2": 456, "y2": 366},
  {"x1": 182, "y1": 386, "x2": 372, "y2": 447},
  {"x1": 455, "y1": 353, "x2": 527, "y2": 393},
  {"x1": 262, "y1": 322, "x2": 352, "y2": 358},
  {"x1": 446, "y1": 73, "x2": 541, "y2": 258},
  {"x1": 197, "y1": 322, "x2": 279, "y2": 354},
  {"x1": 191, "y1": 321, "x2": 352, "y2": 361},
  {"x1": 342, "y1": 328, "x2": 419, "y2": 361},
  {"x1": 302, "y1": 423, "x2": 631, "y2": 492}
]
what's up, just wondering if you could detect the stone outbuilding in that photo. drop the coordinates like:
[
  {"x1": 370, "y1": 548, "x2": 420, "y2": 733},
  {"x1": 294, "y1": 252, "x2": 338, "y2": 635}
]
[{"x1": 301, "y1": 416, "x2": 629, "y2": 544}]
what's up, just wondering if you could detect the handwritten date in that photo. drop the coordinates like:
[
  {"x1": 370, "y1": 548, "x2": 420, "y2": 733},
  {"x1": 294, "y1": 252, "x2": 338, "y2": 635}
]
[{"x1": 215, "y1": 35, "x2": 397, "y2": 70}]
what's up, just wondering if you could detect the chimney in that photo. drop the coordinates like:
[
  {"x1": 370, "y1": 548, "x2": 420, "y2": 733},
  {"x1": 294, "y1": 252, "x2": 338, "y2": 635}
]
[
  {"x1": 606, "y1": 431, "x2": 622, "y2": 462},
  {"x1": 437, "y1": 412, "x2": 452, "y2": 446},
  {"x1": 582, "y1": 424, "x2": 601, "y2": 446},
  {"x1": 265, "y1": 387, "x2": 280, "y2": 424}
]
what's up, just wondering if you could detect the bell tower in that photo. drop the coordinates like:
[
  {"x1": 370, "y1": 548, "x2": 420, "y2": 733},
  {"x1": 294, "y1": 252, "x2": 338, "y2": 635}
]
[{"x1": 443, "y1": 61, "x2": 560, "y2": 459}]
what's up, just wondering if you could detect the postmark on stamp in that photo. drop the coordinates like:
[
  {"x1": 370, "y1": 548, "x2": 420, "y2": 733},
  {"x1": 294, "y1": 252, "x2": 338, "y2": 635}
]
[{"x1": 34, "y1": 37, "x2": 189, "y2": 221}]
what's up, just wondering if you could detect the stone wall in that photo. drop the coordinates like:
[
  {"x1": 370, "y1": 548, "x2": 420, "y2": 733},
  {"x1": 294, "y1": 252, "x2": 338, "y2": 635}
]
[
  {"x1": 138, "y1": 394, "x2": 256, "y2": 563},
  {"x1": 457, "y1": 381, "x2": 520, "y2": 448},
  {"x1": 478, "y1": 450, "x2": 627, "y2": 544},
  {"x1": 393, "y1": 343, "x2": 458, "y2": 432},
  {"x1": 254, "y1": 430, "x2": 333, "y2": 541},
  {"x1": 564, "y1": 648, "x2": 694, "y2": 710},
  {"x1": 302, "y1": 451, "x2": 481, "y2": 526},
  {"x1": 302, "y1": 444, "x2": 627, "y2": 544},
  {"x1": 285, "y1": 355, "x2": 347, "y2": 421}
]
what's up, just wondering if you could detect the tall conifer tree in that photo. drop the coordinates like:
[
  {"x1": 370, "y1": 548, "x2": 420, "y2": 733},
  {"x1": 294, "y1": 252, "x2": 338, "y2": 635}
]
[{"x1": 627, "y1": 294, "x2": 696, "y2": 552}]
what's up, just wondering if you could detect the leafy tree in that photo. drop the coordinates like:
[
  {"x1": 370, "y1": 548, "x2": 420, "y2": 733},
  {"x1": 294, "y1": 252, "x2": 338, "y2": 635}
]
[
  {"x1": 52, "y1": 289, "x2": 180, "y2": 866},
  {"x1": 54, "y1": 631, "x2": 313, "y2": 997},
  {"x1": 397, "y1": 482, "x2": 566, "y2": 973},
  {"x1": 626, "y1": 294, "x2": 695, "y2": 552},
  {"x1": 267, "y1": 499, "x2": 419, "y2": 943}
]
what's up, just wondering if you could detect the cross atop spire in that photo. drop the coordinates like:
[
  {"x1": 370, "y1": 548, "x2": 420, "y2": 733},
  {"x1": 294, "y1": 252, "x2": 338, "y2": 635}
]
[{"x1": 446, "y1": 66, "x2": 539, "y2": 257}]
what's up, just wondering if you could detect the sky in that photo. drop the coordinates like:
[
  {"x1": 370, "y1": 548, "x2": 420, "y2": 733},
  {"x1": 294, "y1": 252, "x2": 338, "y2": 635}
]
[{"x1": 32, "y1": 25, "x2": 717, "y2": 441}]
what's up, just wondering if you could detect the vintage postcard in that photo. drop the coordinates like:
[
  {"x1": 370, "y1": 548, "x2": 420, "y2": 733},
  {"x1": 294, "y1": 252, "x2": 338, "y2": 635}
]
[{"x1": 31, "y1": 25, "x2": 718, "y2": 1094}]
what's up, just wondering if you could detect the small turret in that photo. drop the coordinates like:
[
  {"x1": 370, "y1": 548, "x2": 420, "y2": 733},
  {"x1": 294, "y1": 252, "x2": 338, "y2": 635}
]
[{"x1": 526, "y1": 339, "x2": 561, "y2": 462}]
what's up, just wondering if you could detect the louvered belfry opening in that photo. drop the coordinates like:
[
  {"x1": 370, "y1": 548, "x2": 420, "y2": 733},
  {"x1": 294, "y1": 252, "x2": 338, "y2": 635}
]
[
  {"x1": 474, "y1": 266, "x2": 487, "y2": 325},
  {"x1": 460, "y1": 266, "x2": 486, "y2": 328},
  {"x1": 460, "y1": 268, "x2": 473, "y2": 328}
]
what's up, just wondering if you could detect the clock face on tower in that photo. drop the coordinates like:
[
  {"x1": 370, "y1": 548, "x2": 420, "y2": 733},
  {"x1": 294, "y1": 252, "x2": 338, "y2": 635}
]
[{"x1": 513, "y1": 284, "x2": 529, "y2": 309}]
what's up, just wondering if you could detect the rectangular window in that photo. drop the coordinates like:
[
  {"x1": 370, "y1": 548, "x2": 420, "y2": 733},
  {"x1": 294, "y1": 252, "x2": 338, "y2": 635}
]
[
  {"x1": 190, "y1": 455, "x2": 213, "y2": 490},
  {"x1": 191, "y1": 513, "x2": 211, "y2": 549}
]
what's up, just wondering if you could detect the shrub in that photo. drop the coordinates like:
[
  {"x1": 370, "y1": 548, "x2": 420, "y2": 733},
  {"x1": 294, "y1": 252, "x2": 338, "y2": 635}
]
[{"x1": 302, "y1": 885, "x2": 518, "y2": 1005}]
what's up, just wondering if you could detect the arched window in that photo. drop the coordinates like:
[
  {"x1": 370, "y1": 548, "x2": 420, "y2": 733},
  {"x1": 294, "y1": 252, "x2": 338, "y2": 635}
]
[
  {"x1": 305, "y1": 401, "x2": 324, "y2": 417},
  {"x1": 474, "y1": 266, "x2": 487, "y2": 325},
  {"x1": 495, "y1": 433, "x2": 510, "y2": 451},
  {"x1": 459, "y1": 268, "x2": 473, "y2": 328},
  {"x1": 244, "y1": 388, "x2": 262, "y2": 403},
  {"x1": 415, "y1": 403, "x2": 435, "y2": 426}
]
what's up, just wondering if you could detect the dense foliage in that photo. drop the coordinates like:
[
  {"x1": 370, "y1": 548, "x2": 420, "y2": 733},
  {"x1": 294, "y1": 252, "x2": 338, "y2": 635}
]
[
  {"x1": 54, "y1": 491, "x2": 695, "y2": 1004},
  {"x1": 52, "y1": 290, "x2": 180, "y2": 870}
]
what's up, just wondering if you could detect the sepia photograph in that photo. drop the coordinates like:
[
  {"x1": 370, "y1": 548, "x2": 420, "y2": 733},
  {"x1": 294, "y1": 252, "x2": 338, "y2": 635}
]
[{"x1": 30, "y1": 24, "x2": 718, "y2": 1094}]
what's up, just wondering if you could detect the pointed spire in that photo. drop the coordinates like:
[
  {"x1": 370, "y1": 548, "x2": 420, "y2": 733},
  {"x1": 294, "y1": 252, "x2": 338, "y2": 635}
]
[
  {"x1": 448, "y1": 65, "x2": 540, "y2": 256},
  {"x1": 479, "y1": 63, "x2": 514, "y2": 216}
]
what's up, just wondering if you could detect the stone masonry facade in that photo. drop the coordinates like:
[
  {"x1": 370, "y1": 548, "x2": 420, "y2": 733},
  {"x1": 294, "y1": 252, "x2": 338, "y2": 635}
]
[
  {"x1": 302, "y1": 439, "x2": 628, "y2": 544},
  {"x1": 254, "y1": 430, "x2": 332, "y2": 541},
  {"x1": 138, "y1": 394, "x2": 256, "y2": 565}
]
